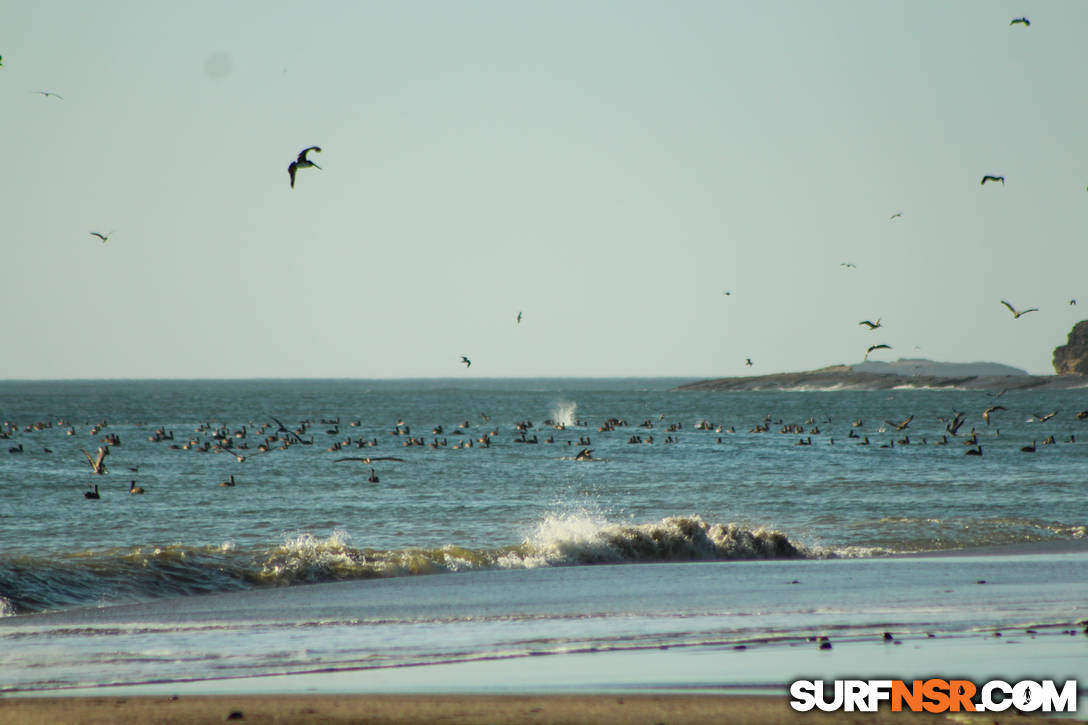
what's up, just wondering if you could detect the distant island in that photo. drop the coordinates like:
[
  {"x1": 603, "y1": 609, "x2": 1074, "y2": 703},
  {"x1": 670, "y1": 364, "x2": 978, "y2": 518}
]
[
  {"x1": 675, "y1": 359, "x2": 1087, "y2": 392},
  {"x1": 678, "y1": 322, "x2": 1088, "y2": 392}
]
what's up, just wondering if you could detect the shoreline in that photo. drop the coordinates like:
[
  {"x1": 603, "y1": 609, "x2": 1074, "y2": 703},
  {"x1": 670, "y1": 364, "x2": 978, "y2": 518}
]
[{"x1": 0, "y1": 693, "x2": 1073, "y2": 725}]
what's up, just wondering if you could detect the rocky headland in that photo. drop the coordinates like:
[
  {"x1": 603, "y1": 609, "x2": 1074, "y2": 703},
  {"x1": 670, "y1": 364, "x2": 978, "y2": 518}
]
[{"x1": 676, "y1": 323, "x2": 1088, "y2": 392}]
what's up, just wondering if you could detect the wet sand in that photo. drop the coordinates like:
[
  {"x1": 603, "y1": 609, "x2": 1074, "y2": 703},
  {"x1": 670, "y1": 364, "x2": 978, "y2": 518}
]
[{"x1": 0, "y1": 693, "x2": 1069, "y2": 725}]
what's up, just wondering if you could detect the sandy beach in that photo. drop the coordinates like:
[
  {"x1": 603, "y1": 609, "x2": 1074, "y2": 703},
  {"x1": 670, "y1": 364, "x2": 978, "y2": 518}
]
[{"x1": 1, "y1": 693, "x2": 1075, "y2": 725}]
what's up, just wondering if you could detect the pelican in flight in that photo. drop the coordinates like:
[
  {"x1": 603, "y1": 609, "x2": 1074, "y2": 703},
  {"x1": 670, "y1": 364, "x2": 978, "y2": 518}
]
[
  {"x1": 981, "y1": 175, "x2": 1005, "y2": 185},
  {"x1": 982, "y1": 405, "x2": 1005, "y2": 426},
  {"x1": 33, "y1": 90, "x2": 63, "y2": 99},
  {"x1": 81, "y1": 446, "x2": 109, "y2": 475},
  {"x1": 1010, "y1": 17, "x2": 1030, "y2": 26},
  {"x1": 460, "y1": 356, "x2": 471, "y2": 368},
  {"x1": 859, "y1": 319, "x2": 882, "y2": 330},
  {"x1": 89, "y1": 231, "x2": 112, "y2": 243},
  {"x1": 865, "y1": 344, "x2": 892, "y2": 360},
  {"x1": 1000, "y1": 300, "x2": 1038, "y2": 319},
  {"x1": 288, "y1": 146, "x2": 321, "y2": 188},
  {"x1": 886, "y1": 414, "x2": 914, "y2": 432}
]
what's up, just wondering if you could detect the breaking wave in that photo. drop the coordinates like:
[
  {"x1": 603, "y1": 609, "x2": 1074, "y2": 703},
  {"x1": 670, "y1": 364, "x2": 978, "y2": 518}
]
[{"x1": 0, "y1": 515, "x2": 807, "y2": 615}]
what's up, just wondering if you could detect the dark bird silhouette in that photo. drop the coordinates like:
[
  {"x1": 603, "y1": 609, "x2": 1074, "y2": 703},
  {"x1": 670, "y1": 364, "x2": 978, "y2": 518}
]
[
  {"x1": 865, "y1": 344, "x2": 892, "y2": 360},
  {"x1": 460, "y1": 356, "x2": 471, "y2": 368},
  {"x1": 288, "y1": 146, "x2": 321, "y2": 188},
  {"x1": 965, "y1": 445, "x2": 982, "y2": 456},
  {"x1": 84, "y1": 485, "x2": 100, "y2": 499},
  {"x1": 33, "y1": 90, "x2": 63, "y2": 99},
  {"x1": 1010, "y1": 17, "x2": 1030, "y2": 26},
  {"x1": 889, "y1": 213, "x2": 902, "y2": 220},
  {"x1": 367, "y1": 468, "x2": 379, "y2": 483},
  {"x1": 219, "y1": 474, "x2": 236, "y2": 487},
  {"x1": 858, "y1": 319, "x2": 882, "y2": 330},
  {"x1": 981, "y1": 175, "x2": 1005, "y2": 185},
  {"x1": 129, "y1": 481, "x2": 145, "y2": 494},
  {"x1": 1070, "y1": 299, "x2": 1077, "y2": 306},
  {"x1": 1020, "y1": 441, "x2": 1037, "y2": 453},
  {"x1": 946, "y1": 411, "x2": 968, "y2": 436},
  {"x1": 1000, "y1": 300, "x2": 1038, "y2": 319},
  {"x1": 516, "y1": 311, "x2": 522, "y2": 324},
  {"x1": 89, "y1": 231, "x2": 112, "y2": 243},
  {"x1": 574, "y1": 448, "x2": 594, "y2": 461},
  {"x1": 745, "y1": 358, "x2": 753, "y2": 367},
  {"x1": 982, "y1": 405, "x2": 1006, "y2": 426}
]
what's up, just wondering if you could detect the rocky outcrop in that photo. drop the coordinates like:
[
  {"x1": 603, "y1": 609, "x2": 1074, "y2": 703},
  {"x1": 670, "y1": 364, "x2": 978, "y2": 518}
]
[{"x1": 1053, "y1": 320, "x2": 1088, "y2": 375}]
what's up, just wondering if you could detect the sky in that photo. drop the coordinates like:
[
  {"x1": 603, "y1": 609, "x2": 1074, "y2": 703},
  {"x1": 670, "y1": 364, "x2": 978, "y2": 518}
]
[{"x1": 2, "y1": 1, "x2": 1086, "y2": 379}]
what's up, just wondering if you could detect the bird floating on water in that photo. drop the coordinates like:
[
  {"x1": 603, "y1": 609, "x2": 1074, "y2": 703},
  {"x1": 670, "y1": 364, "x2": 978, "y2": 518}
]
[
  {"x1": 288, "y1": 146, "x2": 321, "y2": 188},
  {"x1": 859, "y1": 319, "x2": 882, "y2": 330},
  {"x1": 865, "y1": 344, "x2": 892, "y2": 360},
  {"x1": 460, "y1": 356, "x2": 471, "y2": 368},
  {"x1": 1010, "y1": 17, "x2": 1030, "y2": 26},
  {"x1": 981, "y1": 175, "x2": 1005, "y2": 185},
  {"x1": 1000, "y1": 299, "x2": 1038, "y2": 319},
  {"x1": 84, "y1": 485, "x2": 100, "y2": 499}
]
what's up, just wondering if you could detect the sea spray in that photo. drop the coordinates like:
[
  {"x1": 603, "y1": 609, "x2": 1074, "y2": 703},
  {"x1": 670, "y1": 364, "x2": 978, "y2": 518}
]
[{"x1": 551, "y1": 400, "x2": 578, "y2": 428}]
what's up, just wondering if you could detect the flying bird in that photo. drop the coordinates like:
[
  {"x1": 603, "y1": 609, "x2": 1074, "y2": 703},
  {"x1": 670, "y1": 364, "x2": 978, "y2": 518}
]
[
  {"x1": 745, "y1": 358, "x2": 753, "y2": 367},
  {"x1": 981, "y1": 175, "x2": 1005, "y2": 185},
  {"x1": 889, "y1": 213, "x2": 902, "y2": 220},
  {"x1": 81, "y1": 446, "x2": 109, "y2": 475},
  {"x1": 516, "y1": 311, "x2": 522, "y2": 324},
  {"x1": 1000, "y1": 300, "x2": 1038, "y2": 319},
  {"x1": 865, "y1": 344, "x2": 892, "y2": 360},
  {"x1": 840, "y1": 262, "x2": 856, "y2": 269},
  {"x1": 1070, "y1": 299, "x2": 1077, "y2": 305},
  {"x1": 858, "y1": 319, "x2": 882, "y2": 330},
  {"x1": 288, "y1": 146, "x2": 322, "y2": 188},
  {"x1": 886, "y1": 414, "x2": 914, "y2": 432},
  {"x1": 33, "y1": 90, "x2": 63, "y2": 99},
  {"x1": 460, "y1": 356, "x2": 471, "y2": 368},
  {"x1": 1010, "y1": 17, "x2": 1030, "y2": 26},
  {"x1": 982, "y1": 405, "x2": 1006, "y2": 426},
  {"x1": 89, "y1": 231, "x2": 112, "y2": 243},
  {"x1": 1031, "y1": 410, "x2": 1059, "y2": 423},
  {"x1": 946, "y1": 411, "x2": 968, "y2": 436}
]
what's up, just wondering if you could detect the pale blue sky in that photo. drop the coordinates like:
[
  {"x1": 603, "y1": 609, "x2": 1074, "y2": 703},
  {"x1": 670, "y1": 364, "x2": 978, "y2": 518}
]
[{"x1": 2, "y1": 1, "x2": 1085, "y2": 379}]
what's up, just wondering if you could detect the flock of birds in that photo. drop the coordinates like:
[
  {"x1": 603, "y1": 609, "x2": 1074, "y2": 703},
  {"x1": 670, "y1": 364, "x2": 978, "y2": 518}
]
[
  {"x1": 721, "y1": 15, "x2": 1086, "y2": 371},
  {"x1": 11, "y1": 13, "x2": 1078, "y2": 377},
  {"x1": 3, "y1": 389, "x2": 1086, "y2": 499}
]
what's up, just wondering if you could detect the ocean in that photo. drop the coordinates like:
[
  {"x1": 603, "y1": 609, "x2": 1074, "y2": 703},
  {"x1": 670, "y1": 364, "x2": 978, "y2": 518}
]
[{"x1": 1, "y1": 378, "x2": 1086, "y2": 695}]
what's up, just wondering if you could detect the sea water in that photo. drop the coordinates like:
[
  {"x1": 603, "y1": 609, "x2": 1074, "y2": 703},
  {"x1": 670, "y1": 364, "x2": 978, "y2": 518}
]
[{"x1": 1, "y1": 378, "x2": 1086, "y2": 692}]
